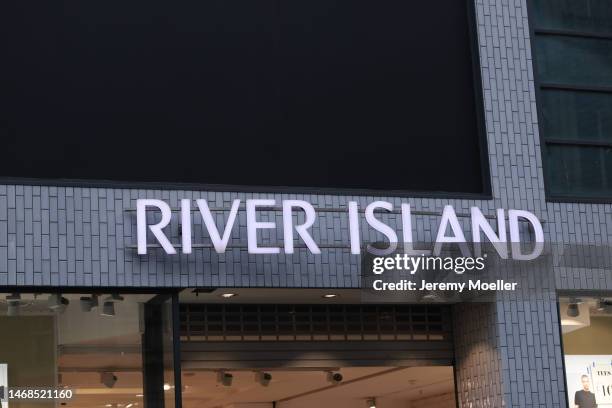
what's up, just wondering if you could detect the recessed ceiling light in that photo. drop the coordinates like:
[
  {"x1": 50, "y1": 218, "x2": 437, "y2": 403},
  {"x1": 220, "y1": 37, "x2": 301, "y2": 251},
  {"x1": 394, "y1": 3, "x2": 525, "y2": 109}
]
[
  {"x1": 322, "y1": 294, "x2": 339, "y2": 299},
  {"x1": 220, "y1": 293, "x2": 237, "y2": 299}
]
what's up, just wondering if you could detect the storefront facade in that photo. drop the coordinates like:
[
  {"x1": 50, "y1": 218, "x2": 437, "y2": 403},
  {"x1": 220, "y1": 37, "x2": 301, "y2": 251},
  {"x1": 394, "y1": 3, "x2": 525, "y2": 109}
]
[{"x1": 1, "y1": 0, "x2": 612, "y2": 407}]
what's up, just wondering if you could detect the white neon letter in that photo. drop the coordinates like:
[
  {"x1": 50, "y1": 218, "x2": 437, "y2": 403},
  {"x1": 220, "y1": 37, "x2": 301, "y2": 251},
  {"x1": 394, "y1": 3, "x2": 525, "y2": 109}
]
[
  {"x1": 471, "y1": 207, "x2": 508, "y2": 259},
  {"x1": 137, "y1": 199, "x2": 176, "y2": 255},
  {"x1": 509, "y1": 209, "x2": 544, "y2": 260},
  {"x1": 348, "y1": 202, "x2": 361, "y2": 255},
  {"x1": 283, "y1": 200, "x2": 320, "y2": 255},
  {"x1": 246, "y1": 199, "x2": 280, "y2": 254},
  {"x1": 365, "y1": 201, "x2": 398, "y2": 256},
  {"x1": 433, "y1": 205, "x2": 468, "y2": 256},
  {"x1": 196, "y1": 199, "x2": 241, "y2": 253},
  {"x1": 181, "y1": 199, "x2": 192, "y2": 254}
]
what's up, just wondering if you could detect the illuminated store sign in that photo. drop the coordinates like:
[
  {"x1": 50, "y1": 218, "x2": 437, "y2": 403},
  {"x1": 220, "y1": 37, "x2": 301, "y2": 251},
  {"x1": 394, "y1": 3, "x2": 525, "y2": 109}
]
[{"x1": 137, "y1": 199, "x2": 544, "y2": 260}]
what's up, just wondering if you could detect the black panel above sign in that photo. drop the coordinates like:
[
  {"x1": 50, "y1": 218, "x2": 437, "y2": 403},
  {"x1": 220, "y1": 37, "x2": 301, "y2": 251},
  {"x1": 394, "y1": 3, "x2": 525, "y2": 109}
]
[{"x1": 0, "y1": 0, "x2": 487, "y2": 194}]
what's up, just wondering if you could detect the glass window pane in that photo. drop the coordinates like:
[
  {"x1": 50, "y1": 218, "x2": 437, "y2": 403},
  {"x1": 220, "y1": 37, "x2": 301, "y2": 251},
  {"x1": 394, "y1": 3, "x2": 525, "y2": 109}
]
[
  {"x1": 545, "y1": 145, "x2": 612, "y2": 197},
  {"x1": 560, "y1": 295, "x2": 612, "y2": 407},
  {"x1": 541, "y1": 89, "x2": 612, "y2": 143},
  {"x1": 531, "y1": 0, "x2": 612, "y2": 34},
  {"x1": 536, "y1": 36, "x2": 612, "y2": 87},
  {"x1": 0, "y1": 293, "x2": 177, "y2": 408}
]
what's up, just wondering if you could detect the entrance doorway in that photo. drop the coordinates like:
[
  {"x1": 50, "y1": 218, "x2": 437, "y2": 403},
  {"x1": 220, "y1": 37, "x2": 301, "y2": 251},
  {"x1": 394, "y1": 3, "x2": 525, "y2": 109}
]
[{"x1": 178, "y1": 289, "x2": 457, "y2": 408}]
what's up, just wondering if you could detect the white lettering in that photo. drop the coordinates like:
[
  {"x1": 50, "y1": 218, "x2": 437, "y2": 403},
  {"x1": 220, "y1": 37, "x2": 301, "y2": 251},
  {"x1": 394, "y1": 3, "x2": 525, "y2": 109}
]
[
  {"x1": 196, "y1": 199, "x2": 241, "y2": 253},
  {"x1": 365, "y1": 201, "x2": 398, "y2": 256},
  {"x1": 283, "y1": 200, "x2": 320, "y2": 254},
  {"x1": 509, "y1": 209, "x2": 544, "y2": 260},
  {"x1": 471, "y1": 207, "x2": 508, "y2": 259},
  {"x1": 348, "y1": 201, "x2": 361, "y2": 255},
  {"x1": 137, "y1": 199, "x2": 176, "y2": 255},
  {"x1": 246, "y1": 199, "x2": 280, "y2": 255},
  {"x1": 433, "y1": 205, "x2": 469, "y2": 256}
]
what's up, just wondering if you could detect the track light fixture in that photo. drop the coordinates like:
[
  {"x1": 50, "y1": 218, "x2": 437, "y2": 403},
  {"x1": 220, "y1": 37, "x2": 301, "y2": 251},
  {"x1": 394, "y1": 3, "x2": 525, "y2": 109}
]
[
  {"x1": 567, "y1": 303, "x2": 579, "y2": 318},
  {"x1": 80, "y1": 296, "x2": 95, "y2": 312},
  {"x1": 596, "y1": 299, "x2": 612, "y2": 313},
  {"x1": 256, "y1": 372, "x2": 272, "y2": 387},
  {"x1": 6, "y1": 293, "x2": 21, "y2": 317},
  {"x1": 567, "y1": 298, "x2": 582, "y2": 318},
  {"x1": 101, "y1": 301, "x2": 116, "y2": 317},
  {"x1": 48, "y1": 294, "x2": 69, "y2": 313},
  {"x1": 217, "y1": 371, "x2": 233, "y2": 387},
  {"x1": 100, "y1": 294, "x2": 124, "y2": 316},
  {"x1": 100, "y1": 372, "x2": 118, "y2": 388},
  {"x1": 595, "y1": 299, "x2": 605, "y2": 312},
  {"x1": 326, "y1": 371, "x2": 343, "y2": 384}
]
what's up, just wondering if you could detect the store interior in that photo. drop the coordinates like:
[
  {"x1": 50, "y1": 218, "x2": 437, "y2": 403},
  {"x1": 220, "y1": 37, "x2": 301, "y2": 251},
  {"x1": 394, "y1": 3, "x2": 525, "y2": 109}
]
[
  {"x1": 0, "y1": 290, "x2": 456, "y2": 408},
  {"x1": 560, "y1": 295, "x2": 612, "y2": 407}
]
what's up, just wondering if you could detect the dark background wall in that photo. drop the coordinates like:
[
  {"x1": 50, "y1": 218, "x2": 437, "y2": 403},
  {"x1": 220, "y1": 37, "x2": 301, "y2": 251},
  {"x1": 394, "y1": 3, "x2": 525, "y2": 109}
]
[{"x1": 0, "y1": 0, "x2": 485, "y2": 194}]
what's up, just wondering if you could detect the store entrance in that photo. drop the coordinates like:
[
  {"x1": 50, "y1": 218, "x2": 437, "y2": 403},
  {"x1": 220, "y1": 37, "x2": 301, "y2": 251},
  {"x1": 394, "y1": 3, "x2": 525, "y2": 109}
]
[{"x1": 178, "y1": 289, "x2": 457, "y2": 408}]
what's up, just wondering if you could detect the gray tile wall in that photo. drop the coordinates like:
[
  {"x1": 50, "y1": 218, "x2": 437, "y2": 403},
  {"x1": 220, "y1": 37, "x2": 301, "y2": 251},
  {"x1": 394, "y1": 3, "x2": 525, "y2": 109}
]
[
  {"x1": 0, "y1": 0, "x2": 610, "y2": 406},
  {"x1": 454, "y1": 303, "x2": 504, "y2": 407}
]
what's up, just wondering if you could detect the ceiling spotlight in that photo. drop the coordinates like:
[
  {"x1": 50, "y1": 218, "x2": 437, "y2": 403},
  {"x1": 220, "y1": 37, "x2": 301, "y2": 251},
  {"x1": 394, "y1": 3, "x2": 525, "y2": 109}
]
[
  {"x1": 326, "y1": 371, "x2": 343, "y2": 384},
  {"x1": 106, "y1": 294, "x2": 125, "y2": 302},
  {"x1": 597, "y1": 299, "x2": 612, "y2": 313},
  {"x1": 80, "y1": 296, "x2": 95, "y2": 312},
  {"x1": 220, "y1": 293, "x2": 237, "y2": 299},
  {"x1": 6, "y1": 294, "x2": 21, "y2": 317},
  {"x1": 217, "y1": 371, "x2": 233, "y2": 387},
  {"x1": 366, "y1": 398, "x2": 377, "y2": 408},
  {"x1": 256, "y1": 372, "x2": 272, "y2": 387},
  {"x1": 100, "y1": 372, "x2": 118, "y2": 388},
  {"x1": 567, "y1": 302, "x2": 580, "y2": 318},
  {"x1": 163, "y1": 384, "x2": 172, "y2": 391},
  {"x1": 596, "y1": 299, "x2": 605, "y2": 311},
  {"x1": 322, "y1": 294, "x2": 339, "y2": 299},
  {"x1": 101, "y1": 301, "x2": 116, "y2": 317},
  {"x1": 6, "y1": 293, "x2": 21, "y2": 301},
  {"x1": 48, "y1": 294, "x2": 69, "y2": 313}
]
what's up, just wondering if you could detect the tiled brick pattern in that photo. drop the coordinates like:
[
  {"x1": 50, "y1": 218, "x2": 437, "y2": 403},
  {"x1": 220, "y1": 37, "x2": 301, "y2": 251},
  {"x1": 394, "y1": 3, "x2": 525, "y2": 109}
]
[
  {"x1": 0, "y1": 0, "x2": 610, "y2": 407},
  {"x1": 453, "y1": 303, "x2": 503, "y2": 407}
]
